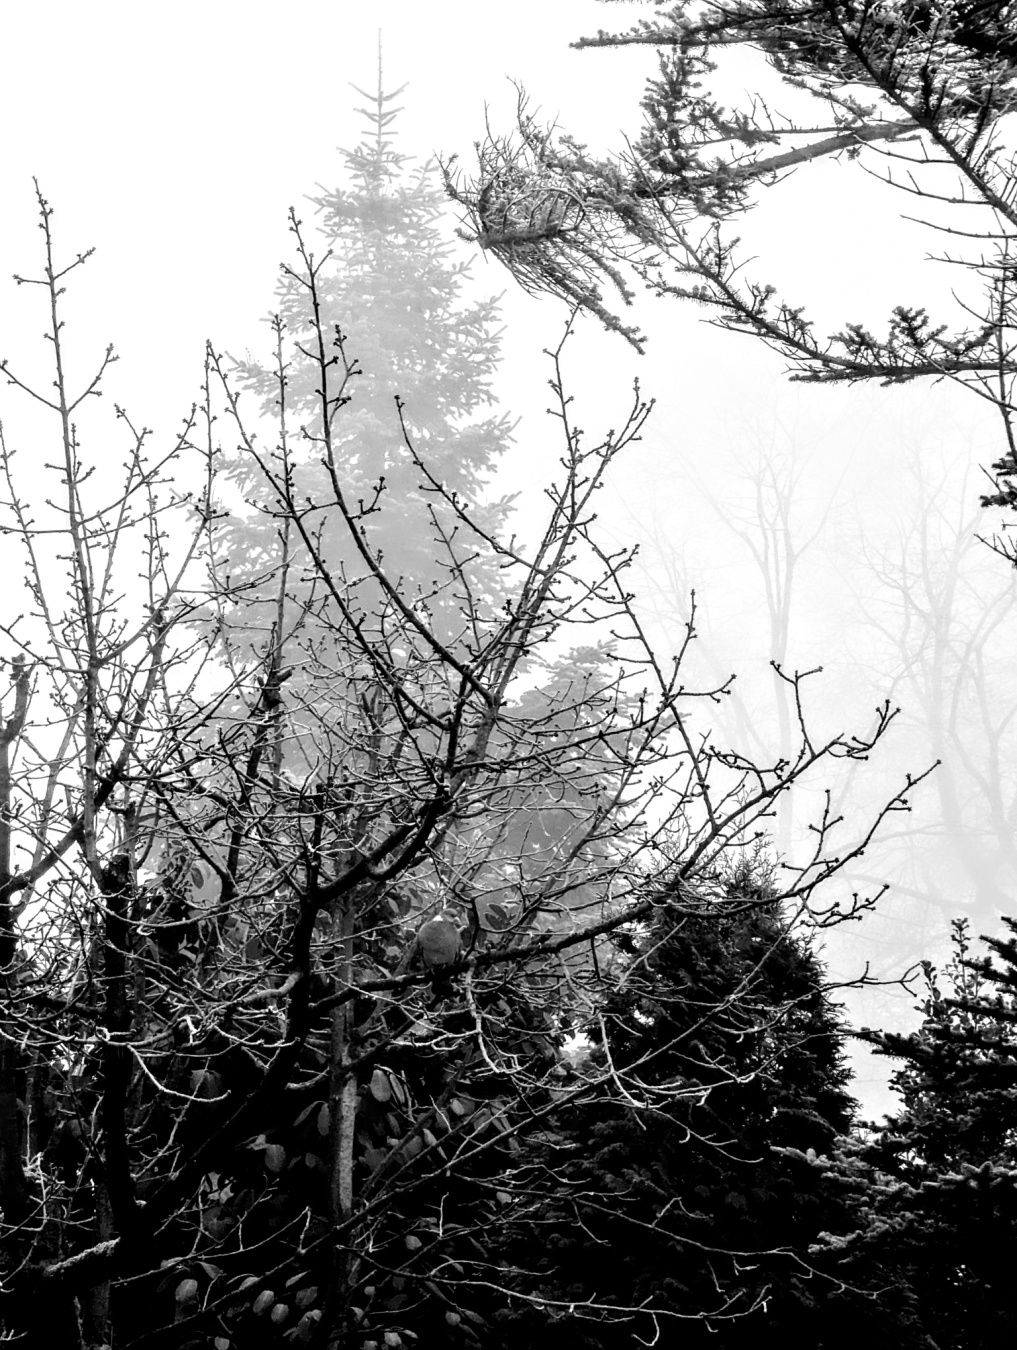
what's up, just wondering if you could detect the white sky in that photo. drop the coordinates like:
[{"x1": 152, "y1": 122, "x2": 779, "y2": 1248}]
[
  {"x1": 1, "y1": 0, "x2": 1011, "y2": 1117},
  {"x1": 0, "y1": 1, "x2": 646, "y2": 425}
]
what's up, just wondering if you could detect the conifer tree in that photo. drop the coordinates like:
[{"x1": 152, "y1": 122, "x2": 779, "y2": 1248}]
[
  {"x1": 486, "y1": 855, "x2": 864, "y2": 1347},
  {"x1": 812, "y1": 917, "x2": 1017, "y2": 1349},
  {"x1": 447, "y1": 2, "x2": 1017, "y2": 535},
  {"x1": 216, "y1": 52, "x2": 514, "y2": 657}
]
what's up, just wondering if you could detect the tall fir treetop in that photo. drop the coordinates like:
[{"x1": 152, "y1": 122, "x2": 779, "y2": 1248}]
[{"x1": 215, "y1": 54, "x2": 515, "y2": 652}]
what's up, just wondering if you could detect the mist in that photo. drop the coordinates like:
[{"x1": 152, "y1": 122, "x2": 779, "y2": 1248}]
[{"x1": 1, "y1": 0, "x2": 1012, "y2": 1122}]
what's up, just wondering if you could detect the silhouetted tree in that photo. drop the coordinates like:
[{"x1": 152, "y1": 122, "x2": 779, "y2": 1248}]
[
  {"x1": 810, "y1": 916, "x2": 1017, "y2": 1348},
  {"x1": 484, "y1": 853, "x2": 868, "y2": 1347}
]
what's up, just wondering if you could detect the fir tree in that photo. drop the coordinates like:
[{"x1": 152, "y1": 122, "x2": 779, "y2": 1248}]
[
  {"x1": 487, "y1": 856, "x2": 862, "y2": 1348},
  {"x1": 813, "y1": 917, "x2": 1017, "y2": 1349},
  {"x1": 216, "y1": 52, "x2": 514, "y2": 659}
]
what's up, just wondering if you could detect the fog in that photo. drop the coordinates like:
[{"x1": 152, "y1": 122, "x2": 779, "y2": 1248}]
[{"x1": 1, "y1": 0, "x2": 1013, "y2": 1118}]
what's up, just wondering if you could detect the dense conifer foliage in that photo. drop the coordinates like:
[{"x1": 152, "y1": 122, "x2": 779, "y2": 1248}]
[
  {"x1": 811, "y1": 917, "x2": 1017, "y2": 1349},
  {"x1": 486, "y1": 859, "x2": 865, "y2": 1347}
]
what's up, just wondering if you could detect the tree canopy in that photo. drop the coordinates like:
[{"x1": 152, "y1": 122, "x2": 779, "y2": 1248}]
[
  {"x1": 446, "y1": 1, "x2": 1017, "y2": 535},
  {"x1": 0, "y1": 158, "x2": 906, "y2": 1347}
]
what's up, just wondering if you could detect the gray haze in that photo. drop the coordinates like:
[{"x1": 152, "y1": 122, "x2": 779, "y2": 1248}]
[{"x1": 1, "y1": 0, "x2": 1012, "y2": 1117}]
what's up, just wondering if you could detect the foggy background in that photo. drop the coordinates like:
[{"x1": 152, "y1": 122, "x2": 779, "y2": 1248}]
[{"x1": 1, "y1": 0, "x2": 1012, "y2": 1116}]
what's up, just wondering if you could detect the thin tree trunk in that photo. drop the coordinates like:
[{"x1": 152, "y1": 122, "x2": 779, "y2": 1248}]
[{"x1": 324, "y1": 899, "x2": 358, "y2": 1348}]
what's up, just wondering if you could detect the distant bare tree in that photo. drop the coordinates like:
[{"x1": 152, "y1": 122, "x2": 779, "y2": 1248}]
[
  {"x1": 840, "y1": 454, "x2": 1017, "y2": 948},
  {"x1": 619, "y1": 415, "x2": 845, "y2": 855}
]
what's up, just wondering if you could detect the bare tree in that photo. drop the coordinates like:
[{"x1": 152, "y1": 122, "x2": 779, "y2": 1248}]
[
  {"x1": 0, "y1": 189, "x2": 916, "y2": 1349},
  {"x1": 839, "y1": 453, "x2": 1017, "y2": 943},
  {"x1": 630, "y1": 420, "x2": 845, "y2": 852}
]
